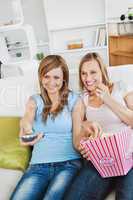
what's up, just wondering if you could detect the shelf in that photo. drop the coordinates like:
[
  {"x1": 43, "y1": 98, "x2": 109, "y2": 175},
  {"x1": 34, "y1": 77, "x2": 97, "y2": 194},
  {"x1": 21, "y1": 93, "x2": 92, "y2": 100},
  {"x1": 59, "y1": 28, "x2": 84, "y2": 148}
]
[
  {"x1": 8, "y1": 42, "x2": 49, "y2": 51},
  {"x1": 0, "y1": 22, "x2": 23, "y2": 32},
  {"x1": 51, "y1": 46, "x2": 107, "y2": 54},
  {"x1": 109, "y1": 35, "x2": 133, "y2": 39},
  {"x1": 111, "y1": 51, "x2": 133, "y2": 58},
  {"x1": 0, "y1": 0, "x2": 24, "y2": 32},
  {"x1": 107, "y1": 18, "x2": 133, "y2": 24},
  {"x1": 49, "y1": 22, "x2": 106, "y2": 32}
]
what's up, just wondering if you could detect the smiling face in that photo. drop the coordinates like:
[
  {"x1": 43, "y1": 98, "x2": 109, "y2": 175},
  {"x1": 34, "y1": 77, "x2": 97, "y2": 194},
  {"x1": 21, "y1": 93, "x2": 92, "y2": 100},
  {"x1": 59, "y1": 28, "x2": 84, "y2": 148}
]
[
  {"x1": 41, "y1": 67, "x2": 63, "y2": 95},
  {"x1": 80, "y1": 59, "x2": 102, "y2": 92}
]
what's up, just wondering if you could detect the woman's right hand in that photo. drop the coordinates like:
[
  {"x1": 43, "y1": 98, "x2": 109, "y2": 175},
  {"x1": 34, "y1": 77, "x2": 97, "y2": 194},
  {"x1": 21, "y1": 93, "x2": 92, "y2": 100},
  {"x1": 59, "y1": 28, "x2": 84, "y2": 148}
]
[
  {"x1": 19, "y1": 128, "x2": 44, "y2": 146},
  {"x1": 81, "y1": 121, "x2": 103, "y2": 139},
  {"x1": 78, "y1": 140, "x2": 90, "y2": 160},
  {"x1": 19, "y1": 121, "x2": 44, "y2": 146}
]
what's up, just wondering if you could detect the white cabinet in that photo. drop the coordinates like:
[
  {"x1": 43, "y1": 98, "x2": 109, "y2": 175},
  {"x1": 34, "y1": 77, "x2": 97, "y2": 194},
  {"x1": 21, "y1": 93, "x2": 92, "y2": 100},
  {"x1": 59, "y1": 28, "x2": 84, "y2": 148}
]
[{"x1": 43, "y1": 0, "x2": 108, "y2": 70}]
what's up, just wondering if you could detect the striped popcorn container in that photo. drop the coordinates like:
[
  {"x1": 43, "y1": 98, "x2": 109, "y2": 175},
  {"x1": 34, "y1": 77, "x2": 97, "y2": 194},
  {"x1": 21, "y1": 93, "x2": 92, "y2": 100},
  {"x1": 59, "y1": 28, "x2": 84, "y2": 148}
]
[{"x1": 80, "y1": 128, "x2": 133, "y2": 178}]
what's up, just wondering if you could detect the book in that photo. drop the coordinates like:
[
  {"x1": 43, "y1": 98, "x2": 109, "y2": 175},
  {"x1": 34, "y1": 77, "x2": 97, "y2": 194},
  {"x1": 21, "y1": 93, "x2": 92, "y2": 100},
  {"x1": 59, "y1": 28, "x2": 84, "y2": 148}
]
[
  {"x1": 95, "y1": 27, "x2": 100, "y2": 46},
  {"x1": 97, "y1": 27, "x2": 106, "y2": 47}
]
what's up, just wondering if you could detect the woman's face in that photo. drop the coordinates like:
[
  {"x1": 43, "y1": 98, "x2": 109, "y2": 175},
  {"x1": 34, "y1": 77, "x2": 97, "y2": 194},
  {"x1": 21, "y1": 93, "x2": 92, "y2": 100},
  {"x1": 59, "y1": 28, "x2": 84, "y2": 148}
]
[
  {"x1": 80, "y1": 60, "x2": 102, "y2": 92},
  {"x1": 42, "y1": 67, "x2": 63, "y2": 95}
]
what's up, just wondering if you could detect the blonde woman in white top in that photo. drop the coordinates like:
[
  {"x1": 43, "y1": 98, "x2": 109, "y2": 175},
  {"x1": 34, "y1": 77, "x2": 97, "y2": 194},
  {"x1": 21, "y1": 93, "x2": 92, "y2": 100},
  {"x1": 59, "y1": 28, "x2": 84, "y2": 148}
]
[{"x1": 65, "y1": 52, "x2": 133, "y2": 200}]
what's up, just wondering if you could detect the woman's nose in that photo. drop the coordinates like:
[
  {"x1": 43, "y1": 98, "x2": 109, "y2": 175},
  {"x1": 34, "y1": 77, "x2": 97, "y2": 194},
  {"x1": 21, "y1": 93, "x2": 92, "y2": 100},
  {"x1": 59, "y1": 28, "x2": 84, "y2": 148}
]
[
  {"x1": 49, "y1": 78, "x2": 56, "y2": 85},
  {"x1": 85, "y1": 74, "x2": 92, "y2": 81}
]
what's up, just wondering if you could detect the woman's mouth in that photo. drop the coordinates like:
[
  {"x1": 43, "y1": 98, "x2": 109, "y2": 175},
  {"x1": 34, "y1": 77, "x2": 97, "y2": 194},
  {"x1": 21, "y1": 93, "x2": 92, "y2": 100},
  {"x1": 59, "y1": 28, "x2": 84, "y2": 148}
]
[{"x1": 85, "y1": 80, "x2": 96, "y2": 86}]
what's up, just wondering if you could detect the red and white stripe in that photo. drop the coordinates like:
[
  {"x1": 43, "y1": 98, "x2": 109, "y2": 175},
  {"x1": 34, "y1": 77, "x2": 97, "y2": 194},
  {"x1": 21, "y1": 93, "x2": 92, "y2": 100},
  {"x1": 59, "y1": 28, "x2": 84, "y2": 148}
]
[{"x1": 80, "y1": 128, "x2": 133, "y2": 178}]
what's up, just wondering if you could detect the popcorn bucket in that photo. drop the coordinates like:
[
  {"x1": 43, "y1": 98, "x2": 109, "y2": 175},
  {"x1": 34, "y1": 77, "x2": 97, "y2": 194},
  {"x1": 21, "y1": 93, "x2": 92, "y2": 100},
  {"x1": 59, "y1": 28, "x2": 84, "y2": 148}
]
[{"x1": 81, "y1": 128, "x2": 133, "y2": 178}]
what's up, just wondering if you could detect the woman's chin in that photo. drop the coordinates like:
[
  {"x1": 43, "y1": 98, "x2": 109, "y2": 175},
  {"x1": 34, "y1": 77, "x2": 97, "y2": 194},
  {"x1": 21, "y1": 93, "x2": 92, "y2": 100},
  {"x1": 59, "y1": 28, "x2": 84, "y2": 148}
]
[
  {"x1": 47, "y1": 89, "x2": 58, "y2": 95},
  {"x1": 85, "y1": 85, "x2": 96, "y2": 92}
]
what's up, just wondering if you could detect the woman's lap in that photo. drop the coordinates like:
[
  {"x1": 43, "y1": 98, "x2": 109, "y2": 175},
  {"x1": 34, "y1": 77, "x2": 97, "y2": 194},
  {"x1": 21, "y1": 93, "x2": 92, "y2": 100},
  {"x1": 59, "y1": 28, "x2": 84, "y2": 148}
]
[
  {"x1": 44, "y1": 159, "x2": 82, "y2": 200},
  {"x1": 64, "y1": 161, "x2": 113, "y2": 200},
  {"x1": 115, "y1": 168, "x2": 133, "y2": 200},
  {"x1": 65, "y1": 161, "x2": 133, "y2": 200},
  {"x1": 10, "y1": 159, "x2": 82, "y2": 200},
  {"x1": 10, "y1": 164, "x2": 50, "y2": 200}
]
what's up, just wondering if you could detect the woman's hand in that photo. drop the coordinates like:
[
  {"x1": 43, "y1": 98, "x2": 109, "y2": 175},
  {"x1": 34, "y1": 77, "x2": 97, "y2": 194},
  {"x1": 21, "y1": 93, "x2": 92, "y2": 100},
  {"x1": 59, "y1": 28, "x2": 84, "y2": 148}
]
[
  {"x1": 96, "y1": 83, "x2": 110, "y2": 102},
  {"x1": 81, "y1": 120, "x2": 103, "y2": 139},
  {"x1": 20, "y1": 133, "x2": 44, "y2": 146},
  {"x1": 19, "y1": 129, "x2": 44, "y2": 146},
  {"x1": 78, "y1": 121, "x2": 103, "y2": 159},
  {"x1": 78, "y1": 140, "x2": 90, "y2": 160}
]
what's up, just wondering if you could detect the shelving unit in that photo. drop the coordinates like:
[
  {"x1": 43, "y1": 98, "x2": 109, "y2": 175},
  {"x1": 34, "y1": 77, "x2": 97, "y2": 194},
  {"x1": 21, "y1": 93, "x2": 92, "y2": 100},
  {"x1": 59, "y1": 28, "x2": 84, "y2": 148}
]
[
  {"x1": 43, "y1": 0, "x2": 108, "y2": 70},
  {"x1": 0, "y1": 0, "x2": 38, "y2": 64},
  {"x1": 109, "y1": 35, "x2": 133, "y2": 66},
  {"x1": 49, "y1": 23, "x2": 107, "y2": 53},
  {"x1": 0, "y1": 25, "x2": 37, "y2": 64}
]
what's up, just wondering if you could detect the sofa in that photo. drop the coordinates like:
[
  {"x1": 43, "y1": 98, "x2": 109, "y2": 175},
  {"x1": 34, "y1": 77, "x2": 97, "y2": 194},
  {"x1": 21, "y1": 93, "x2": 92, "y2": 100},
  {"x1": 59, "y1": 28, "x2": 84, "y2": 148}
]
[{"x1": 0, "y1": 64, "x2": 133, "y2": 200}]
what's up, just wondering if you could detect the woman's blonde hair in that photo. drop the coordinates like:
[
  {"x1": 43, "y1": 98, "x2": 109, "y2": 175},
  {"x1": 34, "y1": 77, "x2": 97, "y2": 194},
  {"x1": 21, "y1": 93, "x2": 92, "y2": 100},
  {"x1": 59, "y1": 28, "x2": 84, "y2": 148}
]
[
  {"x1": 79, "y1": 52, "x2": 112, "y2": 90},
  {"x1": 38, "y1": 55, "x2": 69, "y2": 122}
]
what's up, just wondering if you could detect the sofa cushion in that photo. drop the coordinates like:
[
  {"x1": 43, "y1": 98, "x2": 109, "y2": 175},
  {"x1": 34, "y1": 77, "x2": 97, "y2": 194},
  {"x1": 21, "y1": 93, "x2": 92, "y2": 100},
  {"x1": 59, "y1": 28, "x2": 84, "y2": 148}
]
[{"x1": 0, "y1": 117, "x2": 31, "y2": 171}]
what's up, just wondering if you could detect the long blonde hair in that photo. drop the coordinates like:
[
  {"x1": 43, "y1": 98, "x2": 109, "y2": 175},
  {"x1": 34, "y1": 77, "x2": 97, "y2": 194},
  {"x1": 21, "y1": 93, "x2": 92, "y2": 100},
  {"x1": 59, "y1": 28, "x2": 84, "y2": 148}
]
[
  {"x1": 79, "y1": 52, "x2": 112, "y2": 90},
  {"x1": 38, "y1": 55, "x2": 69, "y2": 122}
]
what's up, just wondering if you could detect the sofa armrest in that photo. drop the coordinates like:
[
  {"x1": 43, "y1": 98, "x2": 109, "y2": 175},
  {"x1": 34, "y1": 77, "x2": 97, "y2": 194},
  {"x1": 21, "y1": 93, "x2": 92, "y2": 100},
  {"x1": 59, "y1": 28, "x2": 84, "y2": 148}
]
[{"x1": 0, "y1": 168, "x2": 23, "y2": 200}]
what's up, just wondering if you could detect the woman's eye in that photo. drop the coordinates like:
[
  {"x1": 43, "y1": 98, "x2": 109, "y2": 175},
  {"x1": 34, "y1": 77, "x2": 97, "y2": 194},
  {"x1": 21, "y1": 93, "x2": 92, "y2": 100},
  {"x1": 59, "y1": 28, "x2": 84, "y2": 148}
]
[
  {"x1": 44, "y1": 75, "x2": 49, "y2": 79},
  {"x1": 54, "y1": 76, "x2": 60, "y2": 79},
  {"x1": 91, "y1": 71, "x2": 96, "y2": 74},
  {"x1": 81, "y1": 72, "x2": 86, "y2": 76}
]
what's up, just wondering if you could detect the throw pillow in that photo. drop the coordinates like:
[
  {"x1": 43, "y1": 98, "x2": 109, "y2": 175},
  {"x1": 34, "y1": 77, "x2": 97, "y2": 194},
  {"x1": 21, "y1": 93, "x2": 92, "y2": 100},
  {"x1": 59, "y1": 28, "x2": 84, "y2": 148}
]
[{"x1": 0, "y1": 117, "x2": 31, "y2": 171}]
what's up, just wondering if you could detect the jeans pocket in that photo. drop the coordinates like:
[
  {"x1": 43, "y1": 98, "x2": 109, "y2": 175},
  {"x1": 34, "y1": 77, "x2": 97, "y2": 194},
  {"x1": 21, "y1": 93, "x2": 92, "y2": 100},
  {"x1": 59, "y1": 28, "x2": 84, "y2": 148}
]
[
  {"x1": 67, "y1": 159, "x2": 82, "y2": 170},
  {"x1": 27, "y1": 163, "x2": 46, "y2": 171}
]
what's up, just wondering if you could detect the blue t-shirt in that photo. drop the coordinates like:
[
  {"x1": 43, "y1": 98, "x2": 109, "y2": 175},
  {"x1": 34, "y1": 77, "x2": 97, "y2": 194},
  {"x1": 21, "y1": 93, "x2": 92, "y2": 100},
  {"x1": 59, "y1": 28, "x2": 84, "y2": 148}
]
[{"x1": 30, "y1": 91, "x2": 80, "y2": 164}]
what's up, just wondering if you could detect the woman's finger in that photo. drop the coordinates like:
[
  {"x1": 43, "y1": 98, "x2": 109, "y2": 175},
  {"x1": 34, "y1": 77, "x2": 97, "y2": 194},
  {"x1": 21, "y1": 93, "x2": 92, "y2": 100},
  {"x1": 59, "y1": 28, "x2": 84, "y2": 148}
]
[
  {"x1": 29, "y1": 133, "x2": 44, "y2": 145},
  {"x1": 20, "y1": 133, "x2": 44, "y2": 146}
]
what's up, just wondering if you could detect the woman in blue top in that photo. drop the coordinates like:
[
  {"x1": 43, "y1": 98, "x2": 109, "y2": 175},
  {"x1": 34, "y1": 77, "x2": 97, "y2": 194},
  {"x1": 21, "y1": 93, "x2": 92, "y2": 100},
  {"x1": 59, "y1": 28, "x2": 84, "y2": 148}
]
[{"x1": 11, "y1": 55, "x2": 81, "y2": 200}]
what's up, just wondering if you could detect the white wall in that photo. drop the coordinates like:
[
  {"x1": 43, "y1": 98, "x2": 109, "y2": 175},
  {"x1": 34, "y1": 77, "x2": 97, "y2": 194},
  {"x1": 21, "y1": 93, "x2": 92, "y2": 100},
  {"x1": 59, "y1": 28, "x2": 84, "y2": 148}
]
[
  {"x1": 106, "y1": 0, "x2": 133, "y2": 20},
  {"x1": 44, "y1": 0, "x2": 105, "y2": 30},
  {"x1": 22, "y1": 0, "x2": 48, "y2": 43},
  {"x1": 106, "y1": 0, "x2": 133, "y2": 37}
]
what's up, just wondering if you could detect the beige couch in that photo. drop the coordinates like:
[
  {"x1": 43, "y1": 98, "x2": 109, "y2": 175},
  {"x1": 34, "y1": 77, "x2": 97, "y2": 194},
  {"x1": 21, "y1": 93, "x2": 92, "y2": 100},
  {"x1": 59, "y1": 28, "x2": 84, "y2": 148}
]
[
  {"x1": 0, "y1": 168, "x2": 23, "y2": 200},
  {"x1": 0, "y1": 64, "x2": 132, "y2": 200}
]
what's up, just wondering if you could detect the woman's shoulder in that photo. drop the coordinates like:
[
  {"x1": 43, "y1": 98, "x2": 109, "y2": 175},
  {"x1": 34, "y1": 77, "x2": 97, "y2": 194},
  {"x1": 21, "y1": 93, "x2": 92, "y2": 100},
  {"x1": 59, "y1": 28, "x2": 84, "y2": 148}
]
[
  {"x1": 68, "y1": 90, "x2": 79, "y2": 99},
  {"x1": 30, "y1": 93, "x2": 44, "y2": 106},
  {"x1": 68, "y1": 90, "x2": 80, "y2": 110}
]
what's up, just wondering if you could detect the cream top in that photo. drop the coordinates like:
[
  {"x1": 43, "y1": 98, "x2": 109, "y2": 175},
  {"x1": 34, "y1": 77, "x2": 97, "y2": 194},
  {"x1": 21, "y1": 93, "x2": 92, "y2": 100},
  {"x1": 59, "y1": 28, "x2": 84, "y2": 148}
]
[{"x1": 82, "y1": 81, "x2": 133, "y2": 133}]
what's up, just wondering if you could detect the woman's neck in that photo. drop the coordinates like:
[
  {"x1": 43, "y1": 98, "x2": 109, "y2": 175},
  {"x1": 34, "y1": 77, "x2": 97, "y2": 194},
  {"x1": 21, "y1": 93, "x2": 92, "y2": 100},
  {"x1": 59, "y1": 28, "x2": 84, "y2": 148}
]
[
  {"x1": 87, "y1": 90, "x2": 103, "y2": 107},
  {"x1": 48, "y1": 93, "x2": 61, "y2": 112},
  {"x1": 48, "y1": 93, "x2": 60, "y2": 103}
]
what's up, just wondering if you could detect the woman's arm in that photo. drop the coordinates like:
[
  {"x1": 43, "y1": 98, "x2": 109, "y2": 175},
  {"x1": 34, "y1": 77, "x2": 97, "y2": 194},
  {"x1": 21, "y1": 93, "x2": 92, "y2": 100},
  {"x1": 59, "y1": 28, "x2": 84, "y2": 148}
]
[
  {"x1": 19, "y1": 97, "x2": 43, "y2": 146},
  {"x1": 72, "y1": 98, "x2": 103, "y2": 149},
  {"x1": 96, "y1": 84, "x2": 133, "y2": 127},
  {"x1": 20, "y1": 97, "x2": 36, "y2": 134},
  {"x1": 72, "y1": 98, "x2": 85, "y2": 150}
]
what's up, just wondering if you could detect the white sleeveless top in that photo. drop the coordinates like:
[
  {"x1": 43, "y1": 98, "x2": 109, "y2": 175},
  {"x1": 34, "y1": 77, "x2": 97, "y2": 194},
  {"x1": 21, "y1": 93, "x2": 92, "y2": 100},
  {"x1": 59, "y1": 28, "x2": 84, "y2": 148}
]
[{"x1": 82, "y1": 81, "x2": 133, "y2": 134}]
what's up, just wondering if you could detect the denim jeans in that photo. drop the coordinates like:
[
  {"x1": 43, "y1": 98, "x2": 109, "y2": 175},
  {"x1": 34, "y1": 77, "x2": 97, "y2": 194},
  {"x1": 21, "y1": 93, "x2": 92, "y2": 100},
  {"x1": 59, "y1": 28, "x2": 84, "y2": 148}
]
[
  {"x1": 10, "y1": 159, "x2": 82, "y2": 200},
  {"x1": 65, "y1": 161, "x2": 133, "y2": 200}
]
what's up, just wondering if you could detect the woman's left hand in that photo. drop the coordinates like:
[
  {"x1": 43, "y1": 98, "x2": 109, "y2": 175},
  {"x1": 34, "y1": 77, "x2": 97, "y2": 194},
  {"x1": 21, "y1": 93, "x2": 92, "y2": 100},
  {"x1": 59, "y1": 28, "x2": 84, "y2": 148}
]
[{"x1": 96, "y1": 83, "x2": 110, "y2": 102}]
